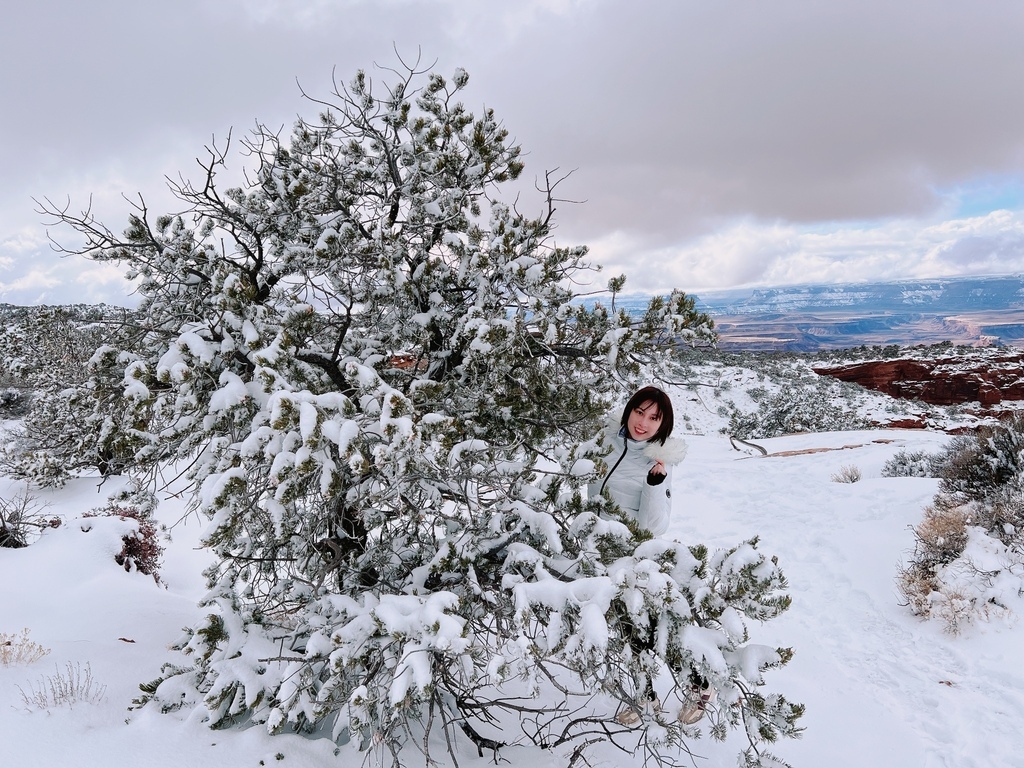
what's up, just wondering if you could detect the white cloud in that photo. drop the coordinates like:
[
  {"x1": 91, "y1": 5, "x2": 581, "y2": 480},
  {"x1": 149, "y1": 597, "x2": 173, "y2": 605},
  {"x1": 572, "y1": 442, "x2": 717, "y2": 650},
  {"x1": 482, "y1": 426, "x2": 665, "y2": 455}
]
[
  {"x1": 0, "y1": 228, "x2": 46, "y2": 260},
  {"x1": 0, "y1": 267, "x2": 64, "y2": 304},
  {"x1": 3, "y1": 0, "x2": 1024, "y2": 304},
  {"x1": 591, "y1": 209, "x2": 1024, "y2": 295}
]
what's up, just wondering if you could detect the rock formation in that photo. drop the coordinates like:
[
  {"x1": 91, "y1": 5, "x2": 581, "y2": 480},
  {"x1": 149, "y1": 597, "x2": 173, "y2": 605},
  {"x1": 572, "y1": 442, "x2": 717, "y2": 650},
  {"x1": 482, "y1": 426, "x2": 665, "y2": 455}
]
[{"x1": 813, "y1": 353, "x2": 1024, "y2": 408}]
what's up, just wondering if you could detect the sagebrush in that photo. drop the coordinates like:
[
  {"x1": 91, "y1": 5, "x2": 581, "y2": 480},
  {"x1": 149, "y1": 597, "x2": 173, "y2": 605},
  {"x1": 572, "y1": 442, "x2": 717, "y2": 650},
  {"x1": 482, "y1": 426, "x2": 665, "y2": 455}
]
[
  {"x1": 900, "y1": 415, "x2": 1024, "y2": 631},
  {"x1": 18, "y1": 662, "x2": 107, "y2": 710},
  {"x1": 831, "y1": 465, "x2": 862, "y2": 483},
  {"x1": 0, "y1": 628, "x2": 50, "y2": 666},
  {"x1": 881, "y1": 449, "x2": 940, "y2": 478},
  {"x1": 728, "y1": 384, "x2": 869, "y2": 439}
]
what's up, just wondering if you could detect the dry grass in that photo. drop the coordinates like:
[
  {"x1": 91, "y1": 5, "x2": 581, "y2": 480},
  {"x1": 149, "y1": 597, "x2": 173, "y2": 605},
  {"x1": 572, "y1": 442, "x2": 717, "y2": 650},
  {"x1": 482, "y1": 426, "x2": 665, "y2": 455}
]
[
  {"x1": 897, "y1": 504, "x2": 976, "y2": 633},
  {"x1": 915, "y1": 505, "x2": 969, "y2": 566},
  {"x1": 17, "y1": 661, "x2": 107, "y2": 710},
  {"x1": 830, "y1": 464, "x2": 862, "y2": 483},
  {"x1": 0, "y1": 628, "x2": 50, "y2": 666},
  {"x1": 896, "y1": 566, "x2": 936, "y2": 618}
]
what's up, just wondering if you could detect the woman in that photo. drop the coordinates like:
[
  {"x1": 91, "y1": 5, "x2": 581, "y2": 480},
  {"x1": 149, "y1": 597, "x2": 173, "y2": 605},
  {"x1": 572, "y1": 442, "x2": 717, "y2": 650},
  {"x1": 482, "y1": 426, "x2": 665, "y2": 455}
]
[
  {"x1": 591, "y1": 386, "x2": 710, "y2": 726},
  {"x1": 589, "y1": 385, "x2": 687, "y2": 536}
]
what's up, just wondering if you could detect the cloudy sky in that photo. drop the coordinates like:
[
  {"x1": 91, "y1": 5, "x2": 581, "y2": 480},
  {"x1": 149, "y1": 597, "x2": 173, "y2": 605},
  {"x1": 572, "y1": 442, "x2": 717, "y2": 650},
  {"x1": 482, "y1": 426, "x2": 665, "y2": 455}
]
[{"x1": 3, "y1": 0, "x2": 1024, "y2": 305}]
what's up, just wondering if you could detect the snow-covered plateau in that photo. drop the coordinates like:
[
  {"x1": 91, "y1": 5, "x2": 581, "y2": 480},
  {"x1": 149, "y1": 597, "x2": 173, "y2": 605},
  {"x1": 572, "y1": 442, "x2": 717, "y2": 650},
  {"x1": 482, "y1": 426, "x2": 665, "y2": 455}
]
[{"x1": 2, "y1": 376, "x2": 1023, "y2": 768}]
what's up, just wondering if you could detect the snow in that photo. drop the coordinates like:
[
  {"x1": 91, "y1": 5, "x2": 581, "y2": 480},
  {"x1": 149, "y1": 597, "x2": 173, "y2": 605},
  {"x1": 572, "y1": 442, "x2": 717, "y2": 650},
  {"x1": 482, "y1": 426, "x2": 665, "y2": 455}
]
[{"x1": 3, "y1": 419, "x2": 1024, "y2": 766}]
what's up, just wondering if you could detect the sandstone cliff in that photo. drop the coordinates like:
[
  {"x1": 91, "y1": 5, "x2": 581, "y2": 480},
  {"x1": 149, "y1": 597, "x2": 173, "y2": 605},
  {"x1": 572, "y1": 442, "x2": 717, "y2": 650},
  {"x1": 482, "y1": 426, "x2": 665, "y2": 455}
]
[{"x1": 814, "y1": 353, "x2": 1024, "y2": 408}]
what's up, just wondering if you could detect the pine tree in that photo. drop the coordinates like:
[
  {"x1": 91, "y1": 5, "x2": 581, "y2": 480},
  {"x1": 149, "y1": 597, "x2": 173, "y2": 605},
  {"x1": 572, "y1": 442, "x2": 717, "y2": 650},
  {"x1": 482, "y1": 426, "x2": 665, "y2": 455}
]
[
  {"x1": 39, "y1": 61, "x2": 798, "y2": 766},
  {"x1": 0, "y1": 305, "x2": 144, "y2": 484}
]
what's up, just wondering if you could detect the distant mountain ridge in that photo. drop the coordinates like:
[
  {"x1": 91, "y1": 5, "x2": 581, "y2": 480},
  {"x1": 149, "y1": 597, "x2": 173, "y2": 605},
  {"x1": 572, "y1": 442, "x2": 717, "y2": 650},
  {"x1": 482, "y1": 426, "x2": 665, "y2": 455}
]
[
  {"x1": 693, "y1": 274, "x2": 1024, "y2": 315},
  {"x1": 594, "y1": 276, "x2": 1024, "y2": 350}
]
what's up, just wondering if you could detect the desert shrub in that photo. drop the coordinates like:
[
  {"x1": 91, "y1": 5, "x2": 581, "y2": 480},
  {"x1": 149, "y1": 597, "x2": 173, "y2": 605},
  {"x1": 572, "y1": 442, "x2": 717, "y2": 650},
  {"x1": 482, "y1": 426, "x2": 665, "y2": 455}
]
[
  {"x1": 967, "y1": 478, "x2": 1024, "y2": 547},
  {"x1": 18, "y1": 662, "x2": 107, "y2": 710},
  {"x1": 0, "y1": 629, "x2": 50, "y2": 666},
  {"x1": 896, "y1": 563, "x2": 936, "y2": 618},
  {"x1": 934, "y1": 414, "x2": 1024, "y2": 503},
  {"x1": 899, "y1": 417, "x2": 1024, "y2": 632},
  {"x1": 897, "y1": 505, "x2": 973, "y2": 631},
  {"x1": 831, "y1": 465, "x2": 862, "y2": 483},
  {"x1": 928, "y1": 589, "x2": 977, "y2": 635},
  {"x1": 0, "y1": 492, "x2": 59, "y2": 548},
  {"x1": 83, "y1": 505, "x2": 164, "y2": 582},
  {"x1": 881, "y1": 449, "x2": 941, "y2": 478},
  {"x1": 728, "y1": 384, "x2": 870, "y2": 439},
  {"x1": 910, "y1": 504, "x2": 970, "y2": 570}
]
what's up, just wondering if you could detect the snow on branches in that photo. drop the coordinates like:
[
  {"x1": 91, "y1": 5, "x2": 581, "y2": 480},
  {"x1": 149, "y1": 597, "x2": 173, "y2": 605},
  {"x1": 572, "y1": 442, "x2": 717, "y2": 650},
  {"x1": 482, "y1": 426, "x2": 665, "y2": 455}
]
[{"x1": 38, "y1": 59, "x2": 795, "y2": 767}]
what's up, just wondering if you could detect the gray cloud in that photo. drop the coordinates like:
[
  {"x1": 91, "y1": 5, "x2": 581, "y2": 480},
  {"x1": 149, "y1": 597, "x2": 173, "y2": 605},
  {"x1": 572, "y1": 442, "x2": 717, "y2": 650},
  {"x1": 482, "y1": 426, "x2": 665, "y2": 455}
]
[{"x1": 3, "y1": 0, "x2": 1024, "y2": 304}]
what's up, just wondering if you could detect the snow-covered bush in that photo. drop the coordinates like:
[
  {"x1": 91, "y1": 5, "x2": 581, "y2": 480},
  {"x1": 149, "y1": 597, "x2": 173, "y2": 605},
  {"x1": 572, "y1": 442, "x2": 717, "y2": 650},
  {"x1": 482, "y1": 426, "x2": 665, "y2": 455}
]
[
  {"x1": 934, "y1": 414, "x2": 1024, "y2": 503},
  {"x1": 42, "y1": 61, "x2": 798, "y2": 766},
  {"x1": 881, "y1": 449, "x2": 940, "y2": 478},
  {"x1": 728, "y1": 384, "x2": 869, "y2": 439},
  {"x1": 972, "y1": 478, "x2": 1024, "y2": 546},
  {"x1": 897, "y1": 504, "x2": 970, "y2": 631},
  {"x1": 0, "y1": 387, "x2": 30, "y2": 418},
  {"x1": 901, "y1": 415, "x2": 1024, "y2": 632},
  {"x1": 898, "y1": 509, "x2": 1022, "y2": 635},
  {"x1": 82, "y1": 505, "x2": 164, "y2": 582}
]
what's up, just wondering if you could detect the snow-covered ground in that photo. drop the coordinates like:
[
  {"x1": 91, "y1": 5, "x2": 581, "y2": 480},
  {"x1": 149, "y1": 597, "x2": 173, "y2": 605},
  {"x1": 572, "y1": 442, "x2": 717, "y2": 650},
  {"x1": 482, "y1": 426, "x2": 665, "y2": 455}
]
[{"x1": 2, "y1": 412, "x2": 1023, "y2": 766}]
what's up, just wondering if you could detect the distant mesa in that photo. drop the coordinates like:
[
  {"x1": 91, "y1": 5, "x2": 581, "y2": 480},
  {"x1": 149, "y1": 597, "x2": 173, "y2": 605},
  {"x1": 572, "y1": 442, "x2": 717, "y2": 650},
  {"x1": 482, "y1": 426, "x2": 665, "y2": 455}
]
[
  {"x1": 694, "y1": 274, "x2": 1024, "y2": 351},
  {"x1": 814, "y1": 352, "x2": 1024, "y2": 410},
  {"x1": 599, "y1": 276, "x2": 1024, "y2": 417},
  {"x1": 601, "y1": 275, "x2": 1024, "y2": 351}
]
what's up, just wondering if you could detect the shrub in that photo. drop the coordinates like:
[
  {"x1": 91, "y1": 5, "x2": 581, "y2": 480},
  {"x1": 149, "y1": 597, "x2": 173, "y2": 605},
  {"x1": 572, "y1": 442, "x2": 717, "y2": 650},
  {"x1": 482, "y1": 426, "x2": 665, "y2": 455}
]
[
  {"x1": 899, "y1": 415, "x2": 1024, "y2": 633},
  {"x1": 911, "y1": 504, "x2": 970, "y2": 570},
  {"x1": 0, "y1": 492, "x2": 59, "y2": 549},
  {"x1": 881, "y1": 449, "x2": 940, "y2": 478},
  {"x1": 18, "y1": 662, "x2": 107, "y2": 710},
  {"x1": 729, "y1": 384, "x2": 869, "y2": 439},
  {"x1": 934, "y1": 415, "x2": 1024, "y2": 503},
  {"x1": 0, "y1": 629, "x2": 50, "y2": 666},
  {"x1": 973, "y1": 480, "x2": 1024, "y2": 546},
  {"x1": 831, "y1": 465, "x2": 862, "y2": 483},
  {"x1": 928, "y1": 589, "x2": 977, "y2": 636},
  {"x1": 0, "y1": 387, "x2": 31, "y2": 418},
  {"x1": 897, "y1": 505, "x2": 977, "y2": 632},
  {"x1": 896, "y1": 563, "x2": 936, "y2": 619},
  {"x1": 82, "y1": 505, "x2": 164, "y2": 582}
]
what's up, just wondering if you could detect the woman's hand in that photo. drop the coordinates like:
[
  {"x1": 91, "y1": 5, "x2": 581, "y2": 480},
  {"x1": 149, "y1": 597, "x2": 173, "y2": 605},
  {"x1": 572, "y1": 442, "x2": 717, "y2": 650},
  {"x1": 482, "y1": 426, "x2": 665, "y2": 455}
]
[{"x1": 646, "y1": 459, "x2": 667, "y2": 486}]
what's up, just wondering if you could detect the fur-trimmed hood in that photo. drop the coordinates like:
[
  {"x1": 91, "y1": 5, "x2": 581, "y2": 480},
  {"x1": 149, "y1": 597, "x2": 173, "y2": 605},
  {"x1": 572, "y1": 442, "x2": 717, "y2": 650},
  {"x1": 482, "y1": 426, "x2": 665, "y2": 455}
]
[{"x1": 642, "y1": 437, "x2": 688, "y2": 466}]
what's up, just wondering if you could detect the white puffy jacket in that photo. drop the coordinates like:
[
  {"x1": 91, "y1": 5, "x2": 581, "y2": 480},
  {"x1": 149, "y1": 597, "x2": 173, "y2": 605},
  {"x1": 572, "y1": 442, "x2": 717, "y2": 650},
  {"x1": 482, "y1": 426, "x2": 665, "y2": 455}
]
[{"x1": 588, "y1": 426, "x2": 688, "y2": 536}]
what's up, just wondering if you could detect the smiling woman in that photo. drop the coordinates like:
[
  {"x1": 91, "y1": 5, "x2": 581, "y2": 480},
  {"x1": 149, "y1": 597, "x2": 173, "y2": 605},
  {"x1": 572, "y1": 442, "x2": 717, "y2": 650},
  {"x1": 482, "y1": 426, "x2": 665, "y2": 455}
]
[{"x1": 589, "y1": 385, "x2": 687, "y2": 536}]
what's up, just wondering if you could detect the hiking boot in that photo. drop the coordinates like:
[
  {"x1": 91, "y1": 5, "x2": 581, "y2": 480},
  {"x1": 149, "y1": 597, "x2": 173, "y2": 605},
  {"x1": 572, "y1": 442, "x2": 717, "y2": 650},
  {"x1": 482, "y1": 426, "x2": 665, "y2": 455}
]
[
  {"x1": 677, "y1": 684, "x2": 715, "y2": 725},
  {"x1": 615, "y1": 697, "x2": 662, "y2": 726}
]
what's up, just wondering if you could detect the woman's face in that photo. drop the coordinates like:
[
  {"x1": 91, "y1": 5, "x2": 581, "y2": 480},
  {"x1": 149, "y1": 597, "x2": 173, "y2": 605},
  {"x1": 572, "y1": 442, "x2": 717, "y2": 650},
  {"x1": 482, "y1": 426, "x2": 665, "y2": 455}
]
[{"x1": 626, "y1": 400, "x2": 662, "y2": 442}]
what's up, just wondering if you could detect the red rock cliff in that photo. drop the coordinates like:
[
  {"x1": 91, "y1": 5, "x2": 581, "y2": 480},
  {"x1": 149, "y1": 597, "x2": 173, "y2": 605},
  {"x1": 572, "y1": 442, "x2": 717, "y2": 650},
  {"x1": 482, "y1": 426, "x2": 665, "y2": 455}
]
[{"x1": 813, "y1": 354, "x2": 1024, "y2": 407}]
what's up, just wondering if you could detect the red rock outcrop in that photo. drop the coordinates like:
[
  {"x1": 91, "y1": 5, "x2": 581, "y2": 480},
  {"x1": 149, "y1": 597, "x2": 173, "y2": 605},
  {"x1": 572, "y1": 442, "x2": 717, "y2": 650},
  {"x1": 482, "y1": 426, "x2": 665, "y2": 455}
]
[{"x1": 813, "y1": 354, "x2": 1024, "y2": 408}]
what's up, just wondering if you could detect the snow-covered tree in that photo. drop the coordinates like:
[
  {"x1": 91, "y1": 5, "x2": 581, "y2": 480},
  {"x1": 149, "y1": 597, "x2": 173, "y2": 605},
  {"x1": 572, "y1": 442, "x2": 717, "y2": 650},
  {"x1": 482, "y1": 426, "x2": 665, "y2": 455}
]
[
  {"x1": 0, "y1": 305, "x2": 145, "y2": 484},
  {"x1": 39, "y1": 61, "x2": 798, "y2": 766}
]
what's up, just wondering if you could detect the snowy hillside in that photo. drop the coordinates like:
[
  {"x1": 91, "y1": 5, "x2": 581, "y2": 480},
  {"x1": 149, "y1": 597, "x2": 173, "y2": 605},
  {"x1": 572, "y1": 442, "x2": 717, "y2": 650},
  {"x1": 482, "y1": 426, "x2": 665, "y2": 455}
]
[{"x1": 2, "y1": 379, "x2": 1023, "y2": 768}]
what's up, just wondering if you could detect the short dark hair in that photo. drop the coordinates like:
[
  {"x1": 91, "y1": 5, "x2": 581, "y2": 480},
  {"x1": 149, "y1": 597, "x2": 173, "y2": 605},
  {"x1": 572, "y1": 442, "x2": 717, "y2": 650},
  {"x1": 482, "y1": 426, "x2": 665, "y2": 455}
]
[{"x1": 619, "y1": 386, "x2": 674, "y2": 445}]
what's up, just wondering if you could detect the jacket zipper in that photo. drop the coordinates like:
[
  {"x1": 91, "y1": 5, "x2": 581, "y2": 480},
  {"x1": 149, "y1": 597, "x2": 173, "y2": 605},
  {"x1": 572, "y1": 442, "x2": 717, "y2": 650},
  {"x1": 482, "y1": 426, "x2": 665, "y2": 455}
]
[{"x1": 599, "y1": 442, "x2": 629, "y2": 496}]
